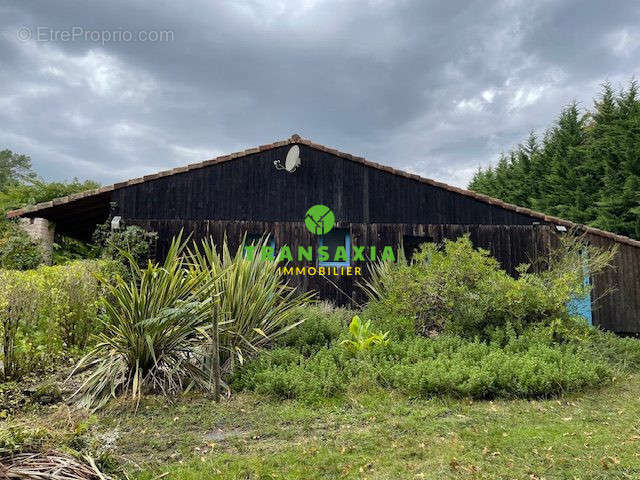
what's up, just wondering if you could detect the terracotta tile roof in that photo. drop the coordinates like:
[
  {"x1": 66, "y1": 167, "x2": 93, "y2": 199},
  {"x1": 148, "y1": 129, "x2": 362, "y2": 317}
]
[{"x1": 7, "y1": 134, "x2": 640, "y2": 248}]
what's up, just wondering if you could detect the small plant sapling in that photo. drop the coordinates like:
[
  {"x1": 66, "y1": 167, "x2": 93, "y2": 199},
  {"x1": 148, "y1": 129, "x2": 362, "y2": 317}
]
[{"x1": 341, "y1": 315, "x2": 389, "y2": 353}]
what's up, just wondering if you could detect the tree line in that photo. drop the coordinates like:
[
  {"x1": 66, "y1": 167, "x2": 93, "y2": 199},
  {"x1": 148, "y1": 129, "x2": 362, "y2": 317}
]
[
  {"x1": 0, "y1": 149, "x2": 99, "y2": 267},
  {"x1": 469, "y1": 81, "x2": 640, "y2": 239}
]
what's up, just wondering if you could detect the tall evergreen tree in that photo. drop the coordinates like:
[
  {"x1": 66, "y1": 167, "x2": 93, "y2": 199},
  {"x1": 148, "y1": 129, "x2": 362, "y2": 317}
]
[
  {"x1": 516, "y1": 131, "x2": 540, "y2": 207},
  {"x1": 469, "y1": 79, "x2": 640, "y2": 239},
  {"x1": 540, "y1": 103, "x2": 587, "y2": 220},
  {"x1": 590, "y1": 82, "x2": 640, "y2": 237}
]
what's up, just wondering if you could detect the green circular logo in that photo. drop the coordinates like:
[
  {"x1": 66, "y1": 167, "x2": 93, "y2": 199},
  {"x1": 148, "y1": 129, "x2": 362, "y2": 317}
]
[{"x1": 304, "y1": 204, "x2": 335, "y2": 235}]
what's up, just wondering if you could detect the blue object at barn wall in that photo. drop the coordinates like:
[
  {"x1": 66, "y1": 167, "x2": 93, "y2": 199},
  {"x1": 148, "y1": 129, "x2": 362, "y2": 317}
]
[{"x1": 567, "y1": 249, "x2": 592, "y2": 325}]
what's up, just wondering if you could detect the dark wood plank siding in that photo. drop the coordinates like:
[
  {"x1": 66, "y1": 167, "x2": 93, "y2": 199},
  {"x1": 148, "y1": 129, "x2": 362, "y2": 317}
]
[
  {"x1": 126, "y1": 218, "x2": 552, "y2": 303},
  {"x1": 129, "y1": 217, "x2": 640, "y2": 332},
  {"x1": 588, "y1": 234, "x2": 640, "y2": 333},
  {"x1": 113, "y1": 145, "x2": 538, "y2": 226}
]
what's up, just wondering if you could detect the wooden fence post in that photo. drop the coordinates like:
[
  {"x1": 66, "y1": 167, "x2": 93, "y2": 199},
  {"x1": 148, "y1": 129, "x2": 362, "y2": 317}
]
[{"x1": 211, "y1": 312, "x2": 221, "y2": 403}]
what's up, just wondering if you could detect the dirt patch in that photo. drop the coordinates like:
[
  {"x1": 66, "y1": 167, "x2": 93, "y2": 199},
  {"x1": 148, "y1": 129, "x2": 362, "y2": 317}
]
[{"x1": 203, "y1": 427, "x2": 247, "y2": 442}]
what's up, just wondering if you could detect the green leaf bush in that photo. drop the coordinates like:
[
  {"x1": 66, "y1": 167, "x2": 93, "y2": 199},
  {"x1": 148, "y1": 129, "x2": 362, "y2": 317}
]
[
  {"x1": 364, "y1": 235, "x2": 616, "y2": 338},
  {"x1": 0, "y1": 260, "x2": 117, "y2": 380},
  {"x1": 0, "y1": 223, "x2": 42, "y2": 270},
  {"x1": 275, "y1": 303, "x2": 351, "y2": 355},
  {"x1": 92, "y1": 222, "x2": 158, "y2": 277},
  {"x1": 70, "y1": 235, "x2": 217, "y2": 410},
  {"x1": 188, "y1": 236, "x2": 314, "y2": 374},
  {"x1": 340, "y1": 315, "x2": 389, "y2": 353},
  {"x1": 379, "y1": 337, "x2": 610, "y2": 398},
  {"x1": 232, "y1": 231, "x2": 632, "y2": 403}
]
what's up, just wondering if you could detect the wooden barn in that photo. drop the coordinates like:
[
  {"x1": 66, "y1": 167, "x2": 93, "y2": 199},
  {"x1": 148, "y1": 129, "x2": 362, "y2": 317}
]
[{"x1": 7, "y1": 134, "x2": 640, "y2": 333}]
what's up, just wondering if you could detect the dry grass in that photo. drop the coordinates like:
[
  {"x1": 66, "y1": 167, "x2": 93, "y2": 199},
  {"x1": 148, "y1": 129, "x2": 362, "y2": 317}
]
[{"x1": 0, "y1": 451, "x2": 111, "y2": 480}]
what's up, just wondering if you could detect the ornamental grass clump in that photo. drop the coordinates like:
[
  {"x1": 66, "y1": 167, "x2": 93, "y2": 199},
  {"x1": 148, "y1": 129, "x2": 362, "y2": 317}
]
[
  {"x1": 70, "y1": 233, "x2": 313, "y2": 410},
  {"x1": 188, "y1": 235, "x2": 315, "y2": 375},
  {"x1": 70, "y1": 234, "x2": 218, "y2": 410}
]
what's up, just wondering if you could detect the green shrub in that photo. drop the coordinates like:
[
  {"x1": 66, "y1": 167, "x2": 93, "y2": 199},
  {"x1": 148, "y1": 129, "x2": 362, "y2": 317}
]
[
  {"x1": 231, "y1": 347, "x2": 303, "y2": 393},
  {"x1": 41, "y1": 260, "x2": 117, "y2": 350},
  {"x1": 276, "y1": 304, "x2": 351, "y2": 355},
  {"x1": 70, "y1": 235, "x2": 217, "y2": 410},
  {"x1": 234, "y1": 331, "x2": 614, "y2": 402},
  {"x1": 93, "y1": 222, "x2": 157, "y2": 273},
  {"x1": 340, "y1": 234, "x2": 623, "y2": 402},
  {"x1": 233, "y1": 347, "x2": 349, "y2": 402},
  {"x1": 579, "y1": 329, "x2": 640, "y2": 372},
  {"x1": 0, "y1": 225, "x2": 42, "y2": 270},
  {"x1": 68, "y1": 234, "x2": 313, "y2": 410},
  {"x1": 363, "y1": 235, "x2": 616, "y2": 339},
  {"x1": 359, "y1": 302, "x2": 415, "y2": 340},
  {"x1": 53, "y1": 235, "x2": 101, "y2": 265},
  {"x1": 188, "y1": 236, "x2": 314, "y2": 373},
  {"x1": 494, "y1": 319, "x2": 640, "y2": 373},
  {"x1": 0, "y1": 270, "x2": 39, "y2": 379},
  {"x1": 0, "y1": 260, "x2": 116, "y2": 380},
  {"x1": 381, "y1": 338, "x2": 610, "y2": 399}
]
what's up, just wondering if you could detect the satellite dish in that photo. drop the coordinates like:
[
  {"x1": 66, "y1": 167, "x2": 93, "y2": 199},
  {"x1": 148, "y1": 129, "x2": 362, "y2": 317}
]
[
  {"x1": 285, "y1": 145, "x2": 301, "y2": 171},
  {"x1": 274, "y1": 145, "x2": 301, "y2": 172}
]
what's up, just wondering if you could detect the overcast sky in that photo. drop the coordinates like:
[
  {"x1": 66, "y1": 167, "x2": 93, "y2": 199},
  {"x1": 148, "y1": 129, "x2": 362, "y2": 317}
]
[{"x1": 1, "y1": 1, "x2": 639, "y2": 188}]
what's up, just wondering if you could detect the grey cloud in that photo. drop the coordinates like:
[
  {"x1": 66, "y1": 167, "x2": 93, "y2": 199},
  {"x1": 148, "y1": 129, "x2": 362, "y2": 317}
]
[{"x1": 1, "y1": 0, "x2": 639, "y2": 187}]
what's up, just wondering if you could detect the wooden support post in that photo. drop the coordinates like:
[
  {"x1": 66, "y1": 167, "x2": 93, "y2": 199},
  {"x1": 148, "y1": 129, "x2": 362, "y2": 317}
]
[{"x1": 211, "y1": 313, "x2": 221, "y2": 403}]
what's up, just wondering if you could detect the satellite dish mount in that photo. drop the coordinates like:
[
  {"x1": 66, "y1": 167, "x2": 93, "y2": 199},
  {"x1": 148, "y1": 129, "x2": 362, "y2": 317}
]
[{"x1": 274, "y1": 145, "x2": 301, "y2": 173}]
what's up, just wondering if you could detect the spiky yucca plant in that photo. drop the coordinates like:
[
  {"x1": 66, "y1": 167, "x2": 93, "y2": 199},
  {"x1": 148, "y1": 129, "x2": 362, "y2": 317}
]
[
  {"x1": 70, "y1": 234, "x2": 218, "y2": 410},
  {"x1": 189, "y1": 235, "x2": 314, "y2": 374}
]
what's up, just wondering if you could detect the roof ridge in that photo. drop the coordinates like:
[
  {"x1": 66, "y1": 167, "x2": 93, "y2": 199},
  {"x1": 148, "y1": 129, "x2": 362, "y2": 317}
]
[{"x1": 7, "y1": 134, "x2": 640, "y2": 248}]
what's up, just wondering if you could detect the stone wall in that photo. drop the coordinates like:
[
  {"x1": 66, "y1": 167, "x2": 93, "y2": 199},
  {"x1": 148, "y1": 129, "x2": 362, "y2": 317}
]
[{"x1": 18, "y1": 217, "x2": 55, "y2": 265}]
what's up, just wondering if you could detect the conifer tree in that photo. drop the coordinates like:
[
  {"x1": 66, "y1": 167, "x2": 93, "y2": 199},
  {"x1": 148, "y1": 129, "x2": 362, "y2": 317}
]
[{"x1": 468, "y1": 79, "x2": 640, "y2": 239}]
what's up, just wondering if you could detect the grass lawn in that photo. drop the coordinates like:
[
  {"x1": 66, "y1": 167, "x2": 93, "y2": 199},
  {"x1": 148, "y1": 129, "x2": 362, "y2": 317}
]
[{"x1": 8, "y1": 374, "x2": 640, "y2": 479}]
